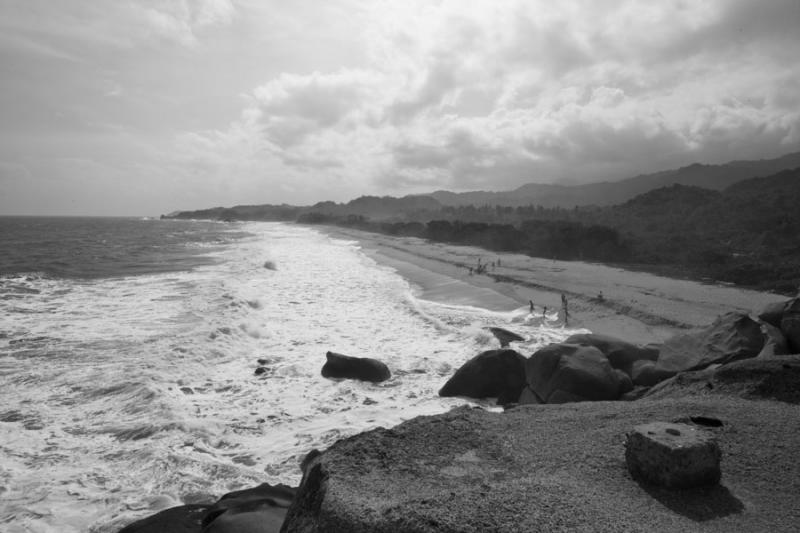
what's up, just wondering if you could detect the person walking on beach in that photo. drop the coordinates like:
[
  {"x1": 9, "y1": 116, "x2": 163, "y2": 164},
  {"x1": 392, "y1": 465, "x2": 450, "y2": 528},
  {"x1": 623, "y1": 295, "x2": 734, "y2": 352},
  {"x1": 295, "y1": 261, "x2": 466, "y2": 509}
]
[
  {"x1": 529, "y1": 300, "x2": 534, "y2": 313},
  {"x1": 561, "y1": 293, "x2": 569, "y2": 326}
]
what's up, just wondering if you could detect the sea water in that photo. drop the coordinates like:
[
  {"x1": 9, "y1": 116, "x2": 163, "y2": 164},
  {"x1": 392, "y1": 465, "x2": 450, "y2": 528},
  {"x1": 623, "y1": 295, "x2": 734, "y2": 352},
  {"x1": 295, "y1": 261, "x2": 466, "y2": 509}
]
[{"x1": 0, "y1": 218, "x2": 574, "y2": 532}]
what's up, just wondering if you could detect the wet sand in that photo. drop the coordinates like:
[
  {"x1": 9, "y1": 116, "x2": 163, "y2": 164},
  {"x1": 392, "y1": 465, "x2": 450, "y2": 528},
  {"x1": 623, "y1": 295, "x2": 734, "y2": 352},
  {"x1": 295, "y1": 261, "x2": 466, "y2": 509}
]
[{"x1": 321, "y1": 226, "x2": 786, "y2": 345}]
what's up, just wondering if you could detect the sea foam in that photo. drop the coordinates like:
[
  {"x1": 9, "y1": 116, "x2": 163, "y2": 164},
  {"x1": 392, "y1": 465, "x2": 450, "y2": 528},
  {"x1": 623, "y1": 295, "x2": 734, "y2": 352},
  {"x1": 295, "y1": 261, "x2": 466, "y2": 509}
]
[{"x1": 0, "y1": 222, "x2": 579, "y2": 532}]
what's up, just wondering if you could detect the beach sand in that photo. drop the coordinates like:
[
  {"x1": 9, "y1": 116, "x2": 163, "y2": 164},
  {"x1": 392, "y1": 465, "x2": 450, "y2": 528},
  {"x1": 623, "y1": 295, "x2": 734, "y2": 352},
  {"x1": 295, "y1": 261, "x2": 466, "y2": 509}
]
[{"x1": 321, "y1": 226, "x2": 787, "y2": 345}]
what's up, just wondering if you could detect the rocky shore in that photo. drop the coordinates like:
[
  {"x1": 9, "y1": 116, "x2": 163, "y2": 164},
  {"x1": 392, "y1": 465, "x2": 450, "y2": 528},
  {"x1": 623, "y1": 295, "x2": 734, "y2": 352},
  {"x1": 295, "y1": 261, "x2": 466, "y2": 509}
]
[{"x1": 117, "y1": 230, "x2": 800, "y2": 532}]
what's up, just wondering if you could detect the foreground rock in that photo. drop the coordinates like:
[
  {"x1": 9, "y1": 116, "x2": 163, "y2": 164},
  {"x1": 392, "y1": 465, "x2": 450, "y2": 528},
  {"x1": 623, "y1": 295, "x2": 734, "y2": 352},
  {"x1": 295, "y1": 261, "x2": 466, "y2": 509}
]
[
  {"x1": 119, "y1": 483, "x2": 295, "y2": 533},
  {"x1": 625, "y1": 422, "x2": 721, "y2": 488},
  {"x1": 321, "y1": 351, "x2": 391, "y2": 383},
  {"x1": 522, "y1": 343, "x2": 625, "y2": 404},
  {"x1": 281, "y1": 398, "x2": 799, "y2": 532},
  {"x1": 438, "y1": 349, "x2": 526, "y2": 404}
]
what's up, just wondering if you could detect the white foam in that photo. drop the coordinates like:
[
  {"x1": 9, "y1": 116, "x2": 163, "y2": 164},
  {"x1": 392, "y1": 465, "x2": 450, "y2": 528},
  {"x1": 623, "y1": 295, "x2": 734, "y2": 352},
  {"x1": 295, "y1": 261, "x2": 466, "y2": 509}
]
[{"x1": 0, "y1": 222, "x2": 581, "y2": 532}]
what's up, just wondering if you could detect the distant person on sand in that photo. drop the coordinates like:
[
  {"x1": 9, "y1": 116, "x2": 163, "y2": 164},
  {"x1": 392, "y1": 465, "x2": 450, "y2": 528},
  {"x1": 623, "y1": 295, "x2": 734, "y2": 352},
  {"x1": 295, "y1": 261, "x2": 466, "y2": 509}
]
[
  {"x1": 561, "y1": 293, "x2": 569, "y2": 326},
  {"x1": 542, "y1": 306, "x2": 547, "y2": 318},
  {"x1": 529, "y1": 300, "x2": 534, "y2": 313},
  {"x1": 598, "y1": 291, "x2": 604, "y2": 301}
]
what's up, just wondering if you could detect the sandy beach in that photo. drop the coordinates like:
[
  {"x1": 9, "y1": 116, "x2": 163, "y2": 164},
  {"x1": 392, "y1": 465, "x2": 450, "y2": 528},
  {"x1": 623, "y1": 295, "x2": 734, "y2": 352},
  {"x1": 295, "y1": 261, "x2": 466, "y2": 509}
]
[{"x1": 322, "y1": 226, "x2": 787, "y2": 345}]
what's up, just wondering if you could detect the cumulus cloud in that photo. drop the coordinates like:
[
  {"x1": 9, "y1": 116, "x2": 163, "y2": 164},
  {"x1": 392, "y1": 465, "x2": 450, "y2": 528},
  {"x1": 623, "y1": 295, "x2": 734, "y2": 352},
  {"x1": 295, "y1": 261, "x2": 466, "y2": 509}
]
[{"x1": 3, "y1": 0, "x2": 799, "y2": 214}]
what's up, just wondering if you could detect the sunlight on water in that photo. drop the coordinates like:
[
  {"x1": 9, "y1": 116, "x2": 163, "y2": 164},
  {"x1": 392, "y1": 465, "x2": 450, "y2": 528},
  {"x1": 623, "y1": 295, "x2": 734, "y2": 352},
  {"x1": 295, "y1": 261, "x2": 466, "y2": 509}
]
[{"x1": 0, "y1": 222, "x2": 579, "y2": 532}]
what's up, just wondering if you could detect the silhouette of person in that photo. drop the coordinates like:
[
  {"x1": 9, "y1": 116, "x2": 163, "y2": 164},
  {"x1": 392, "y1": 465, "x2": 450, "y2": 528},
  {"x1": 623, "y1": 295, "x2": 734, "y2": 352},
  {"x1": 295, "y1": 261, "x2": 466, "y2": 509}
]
[{"x1": 529, "y1": 300, "x2": 534, "y2": 312}]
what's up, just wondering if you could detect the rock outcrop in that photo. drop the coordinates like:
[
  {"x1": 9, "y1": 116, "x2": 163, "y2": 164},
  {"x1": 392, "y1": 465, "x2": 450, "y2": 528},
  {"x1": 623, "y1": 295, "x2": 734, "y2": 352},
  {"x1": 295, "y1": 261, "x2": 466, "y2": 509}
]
[
  {"x1": 280, "y1": 399, "x2": 799, "y2": 532},
  {"x1": 636, "y1": 312, "x2": 765, "y2": 386},
  {"x1": 321, "y1": 351, "x2": 391, "y2": 383},
  {"x1": 522, "y1": 343, "x2": 624, "y2": 404},
  {"x1": 438, "y1": 349, "x2": 526, "y2": 405}
]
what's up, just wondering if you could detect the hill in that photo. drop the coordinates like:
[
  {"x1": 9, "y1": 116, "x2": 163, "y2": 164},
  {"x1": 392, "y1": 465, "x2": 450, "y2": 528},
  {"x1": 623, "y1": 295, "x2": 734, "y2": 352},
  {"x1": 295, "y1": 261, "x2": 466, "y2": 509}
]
[{"x1": 427, "y1": 151, "x2": 800, "y2": 207}]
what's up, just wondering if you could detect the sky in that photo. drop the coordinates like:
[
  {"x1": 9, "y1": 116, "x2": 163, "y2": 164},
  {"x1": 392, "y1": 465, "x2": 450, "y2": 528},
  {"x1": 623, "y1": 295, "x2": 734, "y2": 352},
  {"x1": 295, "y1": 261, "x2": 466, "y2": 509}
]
[{"x1": 0, "y1": 0, "x2": 799, "y2": 216}]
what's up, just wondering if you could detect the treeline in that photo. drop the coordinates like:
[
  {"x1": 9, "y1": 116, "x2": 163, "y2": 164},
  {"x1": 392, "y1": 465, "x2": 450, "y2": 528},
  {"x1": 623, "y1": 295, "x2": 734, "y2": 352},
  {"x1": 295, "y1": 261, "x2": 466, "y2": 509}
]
[{"x1": 298, "y1": 213, "x2": 630, "y2": 262}]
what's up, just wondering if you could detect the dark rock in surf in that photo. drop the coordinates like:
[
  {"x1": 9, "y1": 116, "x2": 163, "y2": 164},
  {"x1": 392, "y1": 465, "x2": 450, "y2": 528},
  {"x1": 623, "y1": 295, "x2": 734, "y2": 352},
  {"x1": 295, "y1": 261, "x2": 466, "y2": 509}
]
[
  {"x1": 321, "y1": 351, "x2": 391, "y2": 383},
  {"x1": 201, "y1": 483, "x2": 295, "y2": 533},
  {"x1": 486, "y1": 327, "x2": 524, "y2": 347},
  {"x1": 117, "y1": 504, "x2": 212, "y2": 533},
  {"x1": 117, "y1": 483, "x2": 296, "y2": 533},
  {"x1": 439, "y1": 349, "x2": 526, "y2": 405},
  {"x1": 263, "y1": 261, "x2": 277, "y2": 270}
]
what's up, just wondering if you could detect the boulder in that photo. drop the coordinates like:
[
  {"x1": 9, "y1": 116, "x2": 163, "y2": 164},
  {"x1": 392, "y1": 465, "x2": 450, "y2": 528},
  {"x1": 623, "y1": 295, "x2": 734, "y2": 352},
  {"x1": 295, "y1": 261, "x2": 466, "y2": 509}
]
[
  {"x1": 625, "y1": 422, "x2": 721, "y2": 489},
  {"x1": 758, "y1": 299, "x2": 788, "y2": 328},
  {"x1": 321, "y1": 352, "x2": 391, "y2": 383},
  {"x1": 118, "y1": 504, "x2": 211, "y2": 533},
  {"x1": 780, "y1": 298, "x2": 800, "y2": 352},
  {"x1": 630, "y1": 360, "x2": 675, "y2": 387},
  {"x1": 564, "y1": 333, "x2": 659, "y2": 376},
  {"x1": 486, "y1": 327, "x2": 524, "y2": 347},
  {"x1": 757, "y1": 322, "x2": 790, "y2": 358},
  {"x1": 117, "y1": 484, "x2": 295, "y2": 533},
  {"x1": 523, "y1": 343, "x2": 623, "y2": 404},
  {"x1": 202, "y1": 484, "x2": 295, "y2": 533},
  {"x1": 652, "y1": 312, "x2": 764, "y2": 379},
  {"x1": 439, "y1": 349, "x2": 526, "y2": 405}
]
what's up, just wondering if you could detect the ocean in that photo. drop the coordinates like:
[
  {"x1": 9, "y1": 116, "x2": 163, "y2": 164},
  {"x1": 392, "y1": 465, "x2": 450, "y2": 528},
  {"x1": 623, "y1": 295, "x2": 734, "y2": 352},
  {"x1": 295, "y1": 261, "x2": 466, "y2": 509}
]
[{"x1": 0, "y1": 217, "x2": 572, "y2": 532}]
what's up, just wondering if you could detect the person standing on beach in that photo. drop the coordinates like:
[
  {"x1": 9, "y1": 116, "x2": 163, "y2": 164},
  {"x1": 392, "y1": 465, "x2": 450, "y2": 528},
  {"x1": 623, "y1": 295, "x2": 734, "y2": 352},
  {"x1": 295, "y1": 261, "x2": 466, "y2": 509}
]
[
  {"x1": 561, "y1": 293, "x2": 569, "y2": 326},
  {"x1": 529, "y1": 300, "x2": 534, "y2": 313}
]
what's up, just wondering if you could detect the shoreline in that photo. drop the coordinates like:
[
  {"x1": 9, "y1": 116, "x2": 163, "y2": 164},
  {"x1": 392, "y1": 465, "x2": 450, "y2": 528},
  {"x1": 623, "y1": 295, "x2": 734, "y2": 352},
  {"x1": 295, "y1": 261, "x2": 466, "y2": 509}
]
[{"x1": 319, "y1": 225, "x2": 786, "y2": 345}]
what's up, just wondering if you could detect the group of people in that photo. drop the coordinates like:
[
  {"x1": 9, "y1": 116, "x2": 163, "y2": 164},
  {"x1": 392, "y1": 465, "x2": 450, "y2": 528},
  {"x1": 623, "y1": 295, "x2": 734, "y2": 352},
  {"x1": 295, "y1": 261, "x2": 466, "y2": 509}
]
[
  {"x1": 528, "y1": 293, "x2": 570, "y2": 325},
  {"x1": 468, "y1": 257, "x2": 501, "y2": 276}
]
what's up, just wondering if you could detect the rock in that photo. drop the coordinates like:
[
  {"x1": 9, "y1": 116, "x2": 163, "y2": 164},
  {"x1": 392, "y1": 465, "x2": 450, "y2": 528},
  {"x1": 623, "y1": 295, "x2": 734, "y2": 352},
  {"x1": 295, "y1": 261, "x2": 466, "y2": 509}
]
[
  {"x1": 652, "y1": 312, "x2": 764, "y2": 379},
  {"x1": 117, "y1": 484, "x2": 295, "y2": 533},
  {"x1": 780, "y1": 298, "x2": 800, "y2": 352},
  {"x1": 757, "y1": 322, "x2": 790, "y2": 358},
  {"x1": 202, "y1": 483, "x2": 295, "y2": 533},
  {"x1": 254, "y1": 366, "x2": 267, "y2": 376},
  {"x1": 643, "y1": 355, "x2": 800, "y2": 404},
  {"x1": 758, "y1": 299, "x2": 789, "y2": 328},
  {"x1": 625, "y1": 422, "x2": 721, "y2": 489},
  {"x1": 523, "y1": 343, "x2": 623, "y2": 404},
  {"x1": 439, "y1": 349, "x2": 526, "y2": 405},
  {"x1": 263, "y1": 261, "x2": 277, "y2": 270},
  {"x1": 630, "y1": 359, "x2": 675, "y2": 387},
  {"x1": 281, "y1": 399, "x2": 797, "y2": 532},
  {"x1": 321, "y1": 351, "x2": 391, "y2": 383},
  {"x1": 563, "y1": 333, "x2": 659, "y2": 376},
  {"x1": 117, "y1": 504, "x2": 211, "y2": 533},
  {"x1": 486, "y1": 327, "x2": 524, "y2": 347}
]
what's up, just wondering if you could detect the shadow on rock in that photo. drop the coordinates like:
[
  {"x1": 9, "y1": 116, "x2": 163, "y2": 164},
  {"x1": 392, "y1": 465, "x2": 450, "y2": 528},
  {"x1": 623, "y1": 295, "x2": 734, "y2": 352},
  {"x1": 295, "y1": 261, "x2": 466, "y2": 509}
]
[{"x1": 637, "y1": 482, "x2": 744, "y2": 522}]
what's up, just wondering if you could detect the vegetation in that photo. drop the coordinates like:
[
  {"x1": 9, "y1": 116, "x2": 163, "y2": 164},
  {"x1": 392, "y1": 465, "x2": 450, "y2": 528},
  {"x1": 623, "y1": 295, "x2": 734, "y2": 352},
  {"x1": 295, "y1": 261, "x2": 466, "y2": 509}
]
[{"x1": 167, "y1": 167, "x2": 800, "y2": 295}]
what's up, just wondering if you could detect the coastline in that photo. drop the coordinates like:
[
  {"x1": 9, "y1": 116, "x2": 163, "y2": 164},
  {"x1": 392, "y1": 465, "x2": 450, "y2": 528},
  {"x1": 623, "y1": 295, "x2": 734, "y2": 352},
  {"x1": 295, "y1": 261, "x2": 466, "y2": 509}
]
[{"x1": 319, "y1": 225, "x2": 786, "y2": 345}]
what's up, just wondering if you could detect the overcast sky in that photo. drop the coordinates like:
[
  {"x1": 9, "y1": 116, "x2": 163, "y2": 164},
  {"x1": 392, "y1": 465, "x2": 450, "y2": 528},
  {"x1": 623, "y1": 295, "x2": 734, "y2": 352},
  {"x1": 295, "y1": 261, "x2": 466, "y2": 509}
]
[{"x1": 1, "y1": 0, "x2": 798, "y2": 215}]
